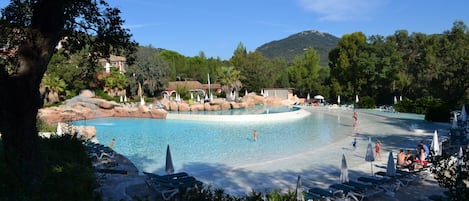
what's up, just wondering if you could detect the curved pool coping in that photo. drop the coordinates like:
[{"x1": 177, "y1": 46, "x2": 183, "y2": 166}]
[{"x1": 166, "y1": 107, "x2": 312, "y2": 122}]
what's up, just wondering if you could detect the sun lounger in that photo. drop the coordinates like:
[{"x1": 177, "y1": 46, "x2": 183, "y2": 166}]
[
  {"x1": 342, "y1": 180, "x2": 373, "y2": 190},
  {"x1": 89, "y1": 150, "x2": 115, "y2": 160},
  {"x1": 84, "y1": 141, "x2": 116, "y2": 161},
  {"x1": 95, "y1": 168, "x2": 127, "y2": 174},
  {"x1": 397, "y1": 167, "x2": 431, "y2": 180},
  {"x1": 145, "y1": 179, "x2": 180, "y2": 200},
  {"x1": 144, "y1": 172, "x2": 188, "y2": 180},
  {"x1": 357, "y1": 176, "x2": 390, "y2": 185},
  {"x1": 307, "y1": 187, "x2": 351, "y2": 201},
  {"x1": 357, "y1": 176, "x2": 400, "y2": 193},
  {"x1": 144, "y1": 172, "x2": 203, "y2": 200},
  {"x1": 375, "y1": 171, "x2": 416, "y2": 187},
  {"x1": 304, "y1": 191, "x2": 322, "y2": 201},
  {"x1": 330, "y1": 182, "x2": 383, "y2": 201}
]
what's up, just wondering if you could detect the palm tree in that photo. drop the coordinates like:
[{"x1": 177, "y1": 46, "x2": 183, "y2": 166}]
[
  {"x1": 102, "y1": 69, "x2": 129, "y2": 97},
  {"x1": 40, "y1": 74, "x2": 67, "y2": 104},
  {"x1": 216, "y1": 66, "x2": 243, "y2": 100}
]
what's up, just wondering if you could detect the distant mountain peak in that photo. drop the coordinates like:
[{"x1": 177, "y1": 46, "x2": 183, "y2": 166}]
[
  {"x1": 300, "y1": 29, "x2": 324, "y2": 35},
  {"x1": 256, "y1": 30, "x2": 339, "y2": 66}
]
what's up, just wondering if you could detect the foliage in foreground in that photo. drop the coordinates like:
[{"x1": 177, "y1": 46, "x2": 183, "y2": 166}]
[
  {"x1": 430, "y1": 149, "x2": 469, "y2": 201},
  {"x1": 173, "y1": 186, "x2": 298, "y2": 201},
  {"x1": 0, "y1": 136, "x2": 100, "y2": 201}
]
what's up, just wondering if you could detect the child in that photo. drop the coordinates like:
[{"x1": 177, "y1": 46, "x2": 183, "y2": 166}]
[{"x1": 252, "y1": 130, "x2": 258, "y2": 141}]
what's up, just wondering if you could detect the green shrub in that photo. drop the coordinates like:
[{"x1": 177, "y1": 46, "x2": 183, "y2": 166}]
[
  {"x1": 94, "y1": 89, "x2": 116, "y2": 101},
  {"x1": 36, "y1": 117, "x2": 57, "y2": 132},
  {"x1": 393, "y1": 98, "x2": 414, "y2": 113},
  {"x1": 65, "y1": 89, "x2": 78, "y2": 100},
  {"x1": 174, "y1": 185, "x2": 300, "y2": 201},
  {"x1": 414, "y1": 96, "x2": 442, "y2": 114},
  {"x1": 357, "y1": 96, "x2": 376, "y2": 109},
  {"x1": 425, "y1": 103, "x2": 451, "y2": 122},
  {"x1": 0, "y1": 136, "x2": 99, "y2": 201}
]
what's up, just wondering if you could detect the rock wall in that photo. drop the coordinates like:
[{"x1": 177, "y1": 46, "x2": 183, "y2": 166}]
[
  {"x1": 38, "y1": 93, "x2": 167, "y2": 124},
  {"x1": 38, "y1": 91, "x2": 300, "y2": 124}
]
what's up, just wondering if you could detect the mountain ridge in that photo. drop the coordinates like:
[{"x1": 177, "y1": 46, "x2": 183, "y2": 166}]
[{"x1": 255, "y1": 29, "x2": 339, "y2": 66}]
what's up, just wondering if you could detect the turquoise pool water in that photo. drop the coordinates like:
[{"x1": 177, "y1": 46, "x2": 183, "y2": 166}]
[
  {"x1": 170, "y1": 105, "x2": 300, "y2": 115},
  {"x1": 74, "y1": 107, "x2": 347, "y2": 174}
]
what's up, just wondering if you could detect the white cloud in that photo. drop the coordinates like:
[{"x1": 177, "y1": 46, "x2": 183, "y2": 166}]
[{"x1": 298, "y1": 0, "x2": 386, "y2": 21}]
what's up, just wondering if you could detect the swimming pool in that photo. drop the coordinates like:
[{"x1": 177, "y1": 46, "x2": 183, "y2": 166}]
[
  {"x1": 74, "y1": 107, "x2": 346, "y2": 174},
  {"x1": 170, "y1": 104, "x2": 300, "y2": 115}
]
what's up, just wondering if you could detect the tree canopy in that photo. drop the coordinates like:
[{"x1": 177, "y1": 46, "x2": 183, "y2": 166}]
[{"x1": 0, "y1": 0, "x2": 136, "y2": 195}]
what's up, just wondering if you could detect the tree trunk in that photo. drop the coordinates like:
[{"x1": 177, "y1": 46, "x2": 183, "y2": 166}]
[
  {"x1": 0, "y1": 1, "x2": 66, "y2": 189},
  {"x1": 0, "y1": 74, "x2": 45, "y2": 188}
]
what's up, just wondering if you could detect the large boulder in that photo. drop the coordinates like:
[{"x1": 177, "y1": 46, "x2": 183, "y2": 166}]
[
  {"x1": 190, "y1": 103, "x2": 204, "y2": 111},
  {"x1": 266, "y1": 96, "x2": 283, "y2": 105},
  {"x1": 231, "y1": 102, "x2": 241, "y2": 109},
  {"x1": 76, "y1": 126, "x2": 97, "y2": 140},
  {"x1": 220, "y1": 102, "x2": 231, "y2": 110},
  {"x1": 178, "y1": 103, "x2": 190, "y2": 112},
  {"x1": 79, "y1": 89, "x2": 95, "y2": 98},
  {"x1": 210, "y1": 104, "x2": 221, "y2": 111},
  {"x1": 204, "y1": 102, "x2": 212, "y2": 111},
  {"x1": 210, "y1": 98, "x2": 225, "y2": 105},
  {"x1": 169, "y1": 102, "x2": 178, "y2": 111}
]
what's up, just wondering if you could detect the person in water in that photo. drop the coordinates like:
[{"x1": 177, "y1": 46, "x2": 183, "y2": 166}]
[
  {"x1": 110, "y1": 138, "x2": 115, "y2": 149},
  {"x1": 253, "y1": 130, "x2": 258, "y2": 141}
]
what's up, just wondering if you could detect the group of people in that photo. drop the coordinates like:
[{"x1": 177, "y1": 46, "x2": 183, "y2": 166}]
[{"x1": 396, "y1": 141, "x2": 430, "y2": 171}]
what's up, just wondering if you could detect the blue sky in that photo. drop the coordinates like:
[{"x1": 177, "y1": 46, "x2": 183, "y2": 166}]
[{"x1": 2, "y1": 0, "x2": 469, "y2": 60}]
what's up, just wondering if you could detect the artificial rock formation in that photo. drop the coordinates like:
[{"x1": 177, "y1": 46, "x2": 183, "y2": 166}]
[{"x1": 38, "y1": 92, "x2": 167, "y2": 124}]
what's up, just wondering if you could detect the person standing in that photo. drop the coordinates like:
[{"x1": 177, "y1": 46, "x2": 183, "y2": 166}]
[
  {"x1": 109, "y1": 138, "x2": 115, "y2": 149},
  {"x1": 252, "y1": 130, "x2": 258, "y2": 141},
  {"x1": 352, "y1": 138, "x2": 357, "y2": 150},
  {"x1": 352, "y1": 111, "x2": 358, "y2": 128},
  {"x1": 375, "y1": 140, "x2": 382, "y2": 160}
]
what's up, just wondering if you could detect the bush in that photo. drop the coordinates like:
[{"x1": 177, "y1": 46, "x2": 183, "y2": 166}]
[
  {"x1": 174, "y1": 185, "x2": 300, "y2": 201},
  {"x1": 414, "y1": 96, "x2": 443, "y2": 114},
  {"x1": 394, "y1": 96, "x2": 451, "y2": 121},
  {"x1": 425, "y1": 103, "x2": 451, "y2": 122},
  {"x1": 357, "y1": 96, "x2": 376, "y2": 109},
  {"x1": 94, "y1": 89, "x2": 119, "y2": 102},
  {"x1": 393, "y1": 98, "x2": 414, "y2": 113},
  {"x1": 0, "y1": 136, "x2": 99, "y2": 201},
  {"x1": 430, "y1": 149, "x2": 469, "y2": 200},
  {"x1": 36, "y1": 117, "x2": 56, "y2": 132}
]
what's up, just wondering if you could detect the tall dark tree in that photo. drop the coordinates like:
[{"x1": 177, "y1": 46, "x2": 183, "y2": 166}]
[
  {"x1": 158, "y1": 49, "x2": 187, "y2": 81},
  {"x1": 287, "y1": 47, "x2": 327, "y2": 97},
  {"x1": 329, "y1": 32, "x2": 369, "y2": 100},
  {"x1": 433, "y1": 21, "x2": 469, "y2": 106},
  {"x1": 127, "y1": 46, "x2": 169, "y2": 97},
  {"x1": 238, "y1": 51, "x2": 272, "y2": 93},
  {"x1": 0, "y1": 0, "x2": 136, "y2": 188},
  {"x1": 187, "y1": 52, "x2": 209, "y2": 81}
]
